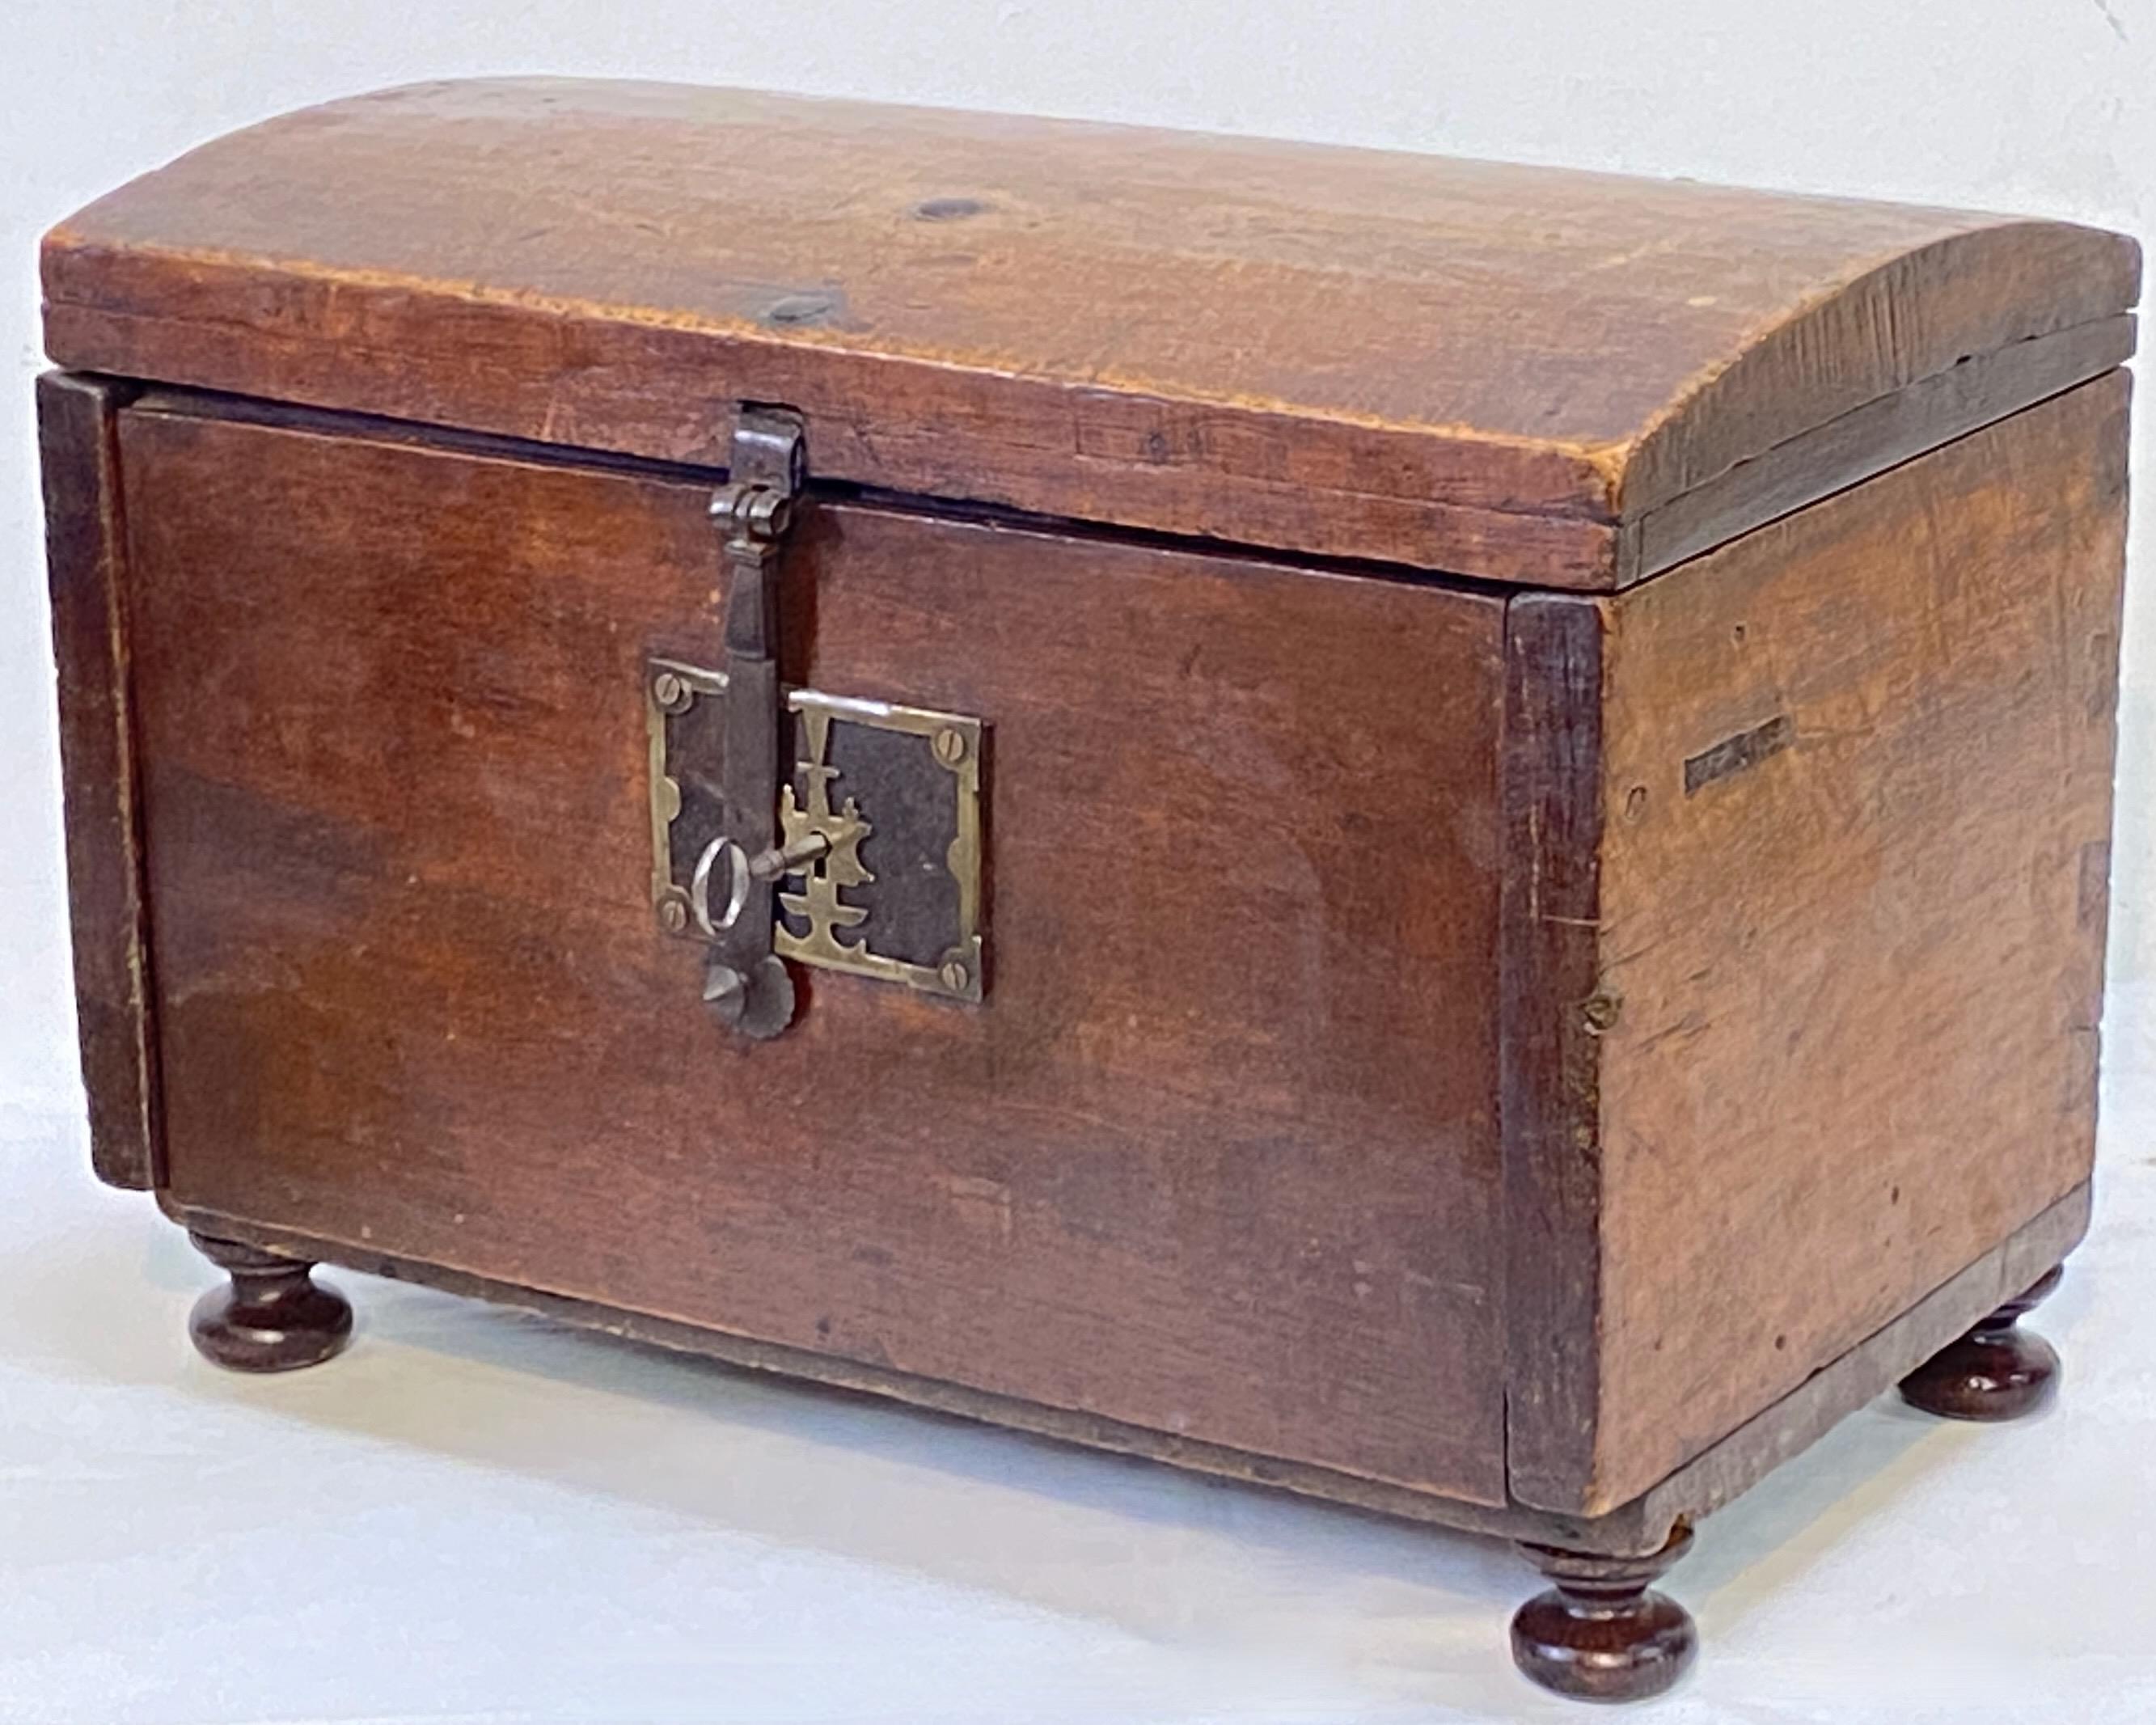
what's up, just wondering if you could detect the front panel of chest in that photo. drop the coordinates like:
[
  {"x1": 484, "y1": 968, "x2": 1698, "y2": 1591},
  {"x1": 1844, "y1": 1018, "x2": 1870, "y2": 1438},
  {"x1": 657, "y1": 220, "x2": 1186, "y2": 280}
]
[{"x1": 114, "y1": 400, "x2": 1512, "y2": 1503}]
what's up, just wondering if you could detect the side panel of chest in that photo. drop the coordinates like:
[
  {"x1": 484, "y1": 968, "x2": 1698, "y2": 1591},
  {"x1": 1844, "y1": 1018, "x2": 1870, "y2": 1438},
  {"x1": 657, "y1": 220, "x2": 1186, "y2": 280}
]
[
  {"x1": 115, "y1": 403, "x2": 1510, "y2": 1503},
  {"x1": 1504, "y1": 376, "x2": 2129, "y2": 1515}
]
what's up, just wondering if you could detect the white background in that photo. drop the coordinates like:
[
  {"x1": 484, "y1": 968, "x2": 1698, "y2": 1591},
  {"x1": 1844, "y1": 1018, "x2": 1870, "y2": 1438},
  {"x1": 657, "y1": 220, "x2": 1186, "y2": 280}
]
[{"x1": 3, "y1": 4, "x2": 2154, "y2": 1722}]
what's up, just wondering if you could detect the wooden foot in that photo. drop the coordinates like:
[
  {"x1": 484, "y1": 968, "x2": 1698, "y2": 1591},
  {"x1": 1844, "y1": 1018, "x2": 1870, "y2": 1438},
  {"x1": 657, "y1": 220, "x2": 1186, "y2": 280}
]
[
  {"x1": 1511, "y1": 1526, "x2": 1696, "y2": 1704},
  {"x1": 187, "y1": 1231, "x2": 353, "y2": 1372},
  {"x1": 1899, "y1": 1265, "x2": 2061, "y2": 1422}
]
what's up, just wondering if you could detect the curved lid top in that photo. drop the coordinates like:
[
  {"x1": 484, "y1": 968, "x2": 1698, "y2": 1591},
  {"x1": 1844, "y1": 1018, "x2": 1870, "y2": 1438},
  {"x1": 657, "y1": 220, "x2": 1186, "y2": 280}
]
[{"x1": 43, "y1": 78, "x2": 2139, "y2": 586}]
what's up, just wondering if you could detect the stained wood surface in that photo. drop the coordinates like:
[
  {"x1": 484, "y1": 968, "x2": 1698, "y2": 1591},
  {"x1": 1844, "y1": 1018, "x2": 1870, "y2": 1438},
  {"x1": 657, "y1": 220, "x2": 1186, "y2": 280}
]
[
  {"x1": 1582, "y1": 1182, "x2": 2088, "y2": 1552},
  {"x1": 158, "y1": 1177, "x2": 2087, "y2": 1558},
  {"x1": 118, "y1": 398, "x2": 1511, "y2": 1503},
  {"x1": 1514, "y1": 376, "x2": 2129, "y2": 1516},
  {"x1": 39, "y1": 372, "x2": 158, "y2": 1190},
  {"x1": 1499, "y1": 594, "x2": 1609, "y2": 1510},
  {"x1": 163, "y1": 1194, "x2": 1556, "y2": 1547},
  {"x1": 43, "y1": 77, "x2": 2138, "y2": 586},
  {"x1": 1622, "y1": 314, "x2": 2135, "y2": 577}
]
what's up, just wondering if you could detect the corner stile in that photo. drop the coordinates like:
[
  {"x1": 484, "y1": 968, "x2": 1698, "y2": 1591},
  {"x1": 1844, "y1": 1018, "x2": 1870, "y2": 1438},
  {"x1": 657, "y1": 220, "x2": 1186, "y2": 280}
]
[
  {"x1": 40, "y1": 370, "x2": 159, "y2": 1190},
  {"x1": 1500, "y1": 590, "x2": 1612, "y2": 1513}
]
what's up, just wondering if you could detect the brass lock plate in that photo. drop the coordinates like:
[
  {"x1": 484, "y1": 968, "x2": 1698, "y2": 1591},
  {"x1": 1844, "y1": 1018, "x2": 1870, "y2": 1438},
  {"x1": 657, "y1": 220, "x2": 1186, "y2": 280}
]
[{"x1": 649, "y1": 662, "x2": 985, "y2": 1003}]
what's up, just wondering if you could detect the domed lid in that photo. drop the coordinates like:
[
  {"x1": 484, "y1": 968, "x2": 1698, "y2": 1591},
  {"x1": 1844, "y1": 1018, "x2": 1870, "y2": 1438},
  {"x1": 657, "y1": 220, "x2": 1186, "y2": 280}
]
[{"x1": 43, "y1": 78, "x2": 2139, "y2": 587}]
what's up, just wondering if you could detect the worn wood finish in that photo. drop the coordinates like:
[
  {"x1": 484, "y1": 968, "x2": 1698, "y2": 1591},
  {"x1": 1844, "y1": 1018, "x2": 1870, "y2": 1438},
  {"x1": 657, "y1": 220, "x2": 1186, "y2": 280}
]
[
  {"x1": 159, "y1": 1178, "x2": 2087, "y2": 1558},
  {"x1": 38, "y1": 370, "x2": 158, "y2": 1190},
  {"x1": 118, "y1": 398, "x2": 1511, "y2": 1503},
  {"x1": 37, "y1": 87, "x2": 2147, "y2": 1698},
  {"x1": 164, "y1": 1194, "x2": 1570, "y2": 1545},
  {"x1": 75, "y1": 378, "x2": 2129, "y2": 1534},
  {"x1": 1508, "y1": 377, "x2": 2129, "y2": 1516},
  {"x1": 42, "y1": 78, "x2": 2138, "y2": 587},
  {"x1": 1622, "y1": 313, "x2": 2136, "y2": 577},
  {"x1": 1573, "y1": 1181, "x2": 2087, "y2": 1554},
  {"x1": 1499, "y1": 594, "x2": 1610, "y2": 1509}
]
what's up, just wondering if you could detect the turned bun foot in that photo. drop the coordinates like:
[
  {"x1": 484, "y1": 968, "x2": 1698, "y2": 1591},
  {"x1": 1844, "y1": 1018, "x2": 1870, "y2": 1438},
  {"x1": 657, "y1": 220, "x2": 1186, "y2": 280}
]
[
  {"x1": 187, "y1": 1232, "x2": 353, "y2": 1372},
  {"x1": 1511, "y1": 1526, "x2": 1696, "y2": 1704},
  {"x1": 1899, "y1": 1265, "x2": 2061, "y2": 1422}
]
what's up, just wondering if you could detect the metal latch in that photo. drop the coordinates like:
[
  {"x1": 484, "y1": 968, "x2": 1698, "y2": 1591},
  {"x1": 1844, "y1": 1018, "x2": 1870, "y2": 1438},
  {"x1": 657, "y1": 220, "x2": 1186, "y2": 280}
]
[{"x1": 648, "y1": 406, "x2": 986, "y2": 1039}]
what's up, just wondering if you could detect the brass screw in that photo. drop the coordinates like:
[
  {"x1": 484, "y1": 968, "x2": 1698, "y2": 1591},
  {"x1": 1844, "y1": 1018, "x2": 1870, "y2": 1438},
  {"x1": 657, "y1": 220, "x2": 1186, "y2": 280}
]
[
  {"x1": 932, "y1": 727, "x2": 967, "y2": 767},
  {"x1": 652, "y1": 671, "x2": 687, "y2": 712},
  {"x1": 657, "y1": 897, "x2": 688, "y2": 934},
  {"x1": 939, "y1": 958, "x2": 970, "y2": 993},
  {"x1": 1581, "y1": 991, "x2": 1622, "y2": 1034}
]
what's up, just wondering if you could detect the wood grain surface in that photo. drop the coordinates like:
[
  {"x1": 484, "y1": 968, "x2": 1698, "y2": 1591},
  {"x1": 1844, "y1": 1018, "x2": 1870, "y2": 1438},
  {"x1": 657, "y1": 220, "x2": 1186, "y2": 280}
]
[
  {"x1": 1509, "y1": 376, "x2": 2130, "y2": 1515},
  {"x1": 1499, "y1": 593, "x2": 1611, "y2": 1511},
  {"x1": 159, "y1": 1178, "x2": 2084, "y2": 1558},
  {"x1": 43, "y1": 77, "x2": 2138, "y2": 586},
  {"x1": 116, "y1": 397, "x2": 1512, "y2": 1503},
  {"x1": 39, "y1": 372, "x2": 158, "y2": 1190},
  {"x1": 1584, "y1": 1181, "x2": 2088, "y2": 1552}
]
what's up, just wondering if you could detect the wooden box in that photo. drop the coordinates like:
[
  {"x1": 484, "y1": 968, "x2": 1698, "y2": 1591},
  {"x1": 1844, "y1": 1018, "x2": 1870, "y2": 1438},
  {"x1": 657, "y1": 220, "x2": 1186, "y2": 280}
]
[{"x1": 40, "y1": 79, "x2": 2136, "y2": 1701}]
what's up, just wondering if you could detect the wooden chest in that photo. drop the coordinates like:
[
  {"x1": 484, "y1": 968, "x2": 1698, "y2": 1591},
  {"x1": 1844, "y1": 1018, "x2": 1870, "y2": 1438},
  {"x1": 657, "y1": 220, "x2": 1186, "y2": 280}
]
[{"x1": 40, "y1": 78, "x2": 2136, "y2": 1701}]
